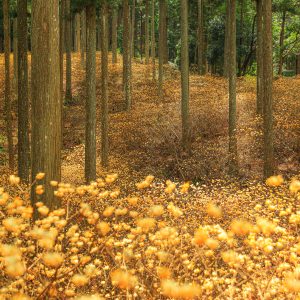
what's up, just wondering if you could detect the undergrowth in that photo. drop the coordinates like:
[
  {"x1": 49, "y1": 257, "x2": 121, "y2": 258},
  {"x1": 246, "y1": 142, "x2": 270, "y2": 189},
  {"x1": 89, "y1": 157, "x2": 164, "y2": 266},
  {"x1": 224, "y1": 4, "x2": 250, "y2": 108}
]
[{"x1": 0, "y1": 173, "x2": 299, "y2": 299}]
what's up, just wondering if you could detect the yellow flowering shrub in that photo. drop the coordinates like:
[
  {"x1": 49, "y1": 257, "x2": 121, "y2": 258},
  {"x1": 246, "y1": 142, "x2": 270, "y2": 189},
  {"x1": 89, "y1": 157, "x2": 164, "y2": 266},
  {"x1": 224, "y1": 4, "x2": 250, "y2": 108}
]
[{"x1": 0, "y1": 174, "x2": 299, "y2": 299}]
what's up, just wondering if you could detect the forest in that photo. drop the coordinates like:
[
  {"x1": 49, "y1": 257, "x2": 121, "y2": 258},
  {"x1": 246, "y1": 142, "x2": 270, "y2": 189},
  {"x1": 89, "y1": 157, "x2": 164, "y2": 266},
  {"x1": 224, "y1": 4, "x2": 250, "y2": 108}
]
[{"x1": 0, "y1": 0, "x2": 300, "y2": 299}]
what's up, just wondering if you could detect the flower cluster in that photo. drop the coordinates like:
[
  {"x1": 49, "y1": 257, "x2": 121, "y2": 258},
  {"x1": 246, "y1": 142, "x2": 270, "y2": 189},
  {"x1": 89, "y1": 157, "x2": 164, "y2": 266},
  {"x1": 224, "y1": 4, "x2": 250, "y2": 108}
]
[{"x1": 0, "y1": 174, "x2": 299, "y2": 299}]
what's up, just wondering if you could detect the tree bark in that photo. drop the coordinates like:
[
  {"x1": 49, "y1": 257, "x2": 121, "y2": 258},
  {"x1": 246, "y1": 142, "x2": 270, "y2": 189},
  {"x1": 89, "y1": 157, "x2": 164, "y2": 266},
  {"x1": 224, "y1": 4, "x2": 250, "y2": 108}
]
[
  {"x1": 145, "y1": 0, "x2": 150, "y2": 64},
  {"x1": 131, "y1": 0, "x2": 136, "y2": 58},
  {"x1": 75, "y1": 13, "x2": 81, "y2": 52},
  {"x1": 278, "y1": 10, "x2": 286, "y2": 76},
  {"x1": 159, "y1": 0, "x2": 168, "y2": 63},
  {"x1": 158, "y1": 0, "x2": 164, "y2": 98},
  {"x1": 31, "y1": 0, "x2": 61, "y2": 210},
  {"x1": 123, "y1": 0, "x2": 132, "y2": 110},
  {"x1": 112, "y1": 8, "x2": 118, "y2": 64},
  {"x1": 17, "y1": 0, "x2": 30, "y2": 183},
  {"x1": 97, "y1": 14, "x2": 101, "y2": 52},
  {"x1": 81, "y1": 9, "x2": 86, "y2": 67},
  {"x1": 237, "y1": 0, "x2": 244, "y2": 76},
  {"x1": 101, "y1": 1, "x2": 109, "y2": 167},
  {"x1": 296, "y1": 54, "x2": 300, "y2": 75},
  {"x1": 197, "y1": 0, "x2": 205, "y2": 75},
  {"x1": 60, "y1": 0, "x2": 65, "y2": 144},
  {"x1": 181, "y1": 0, "x2": 190, "y2": 150},
  {"x1": 262, "y1": 0, "x2": 274, "y2": 178},
  {"x1": 13, "y1": 18, "x2": 18, "y2": 94},
  {"x1": 139, "y1": 8, "x2": 144, "y2": 61},
  {"x1": 65, "y1": 0, "x2": 72, "y2": 101},
  {"x1": 85, "y1": 4, "x2": 97, "y2": 183},
  {"x1": 256, "y1": 0, "x2": 263, "y2": 115},
  {"x1": 224, "y1": 0, "x2": 230, "y2": 77},
  {"x1": 3, "y1": 0, "x2": 14, "y2": 171},
  {"x1": 151, "y1": 0, "x2": 156, "y2": 81},
  {"x1": 228, "y1": 0, "x2": 238, "y2": 175}
]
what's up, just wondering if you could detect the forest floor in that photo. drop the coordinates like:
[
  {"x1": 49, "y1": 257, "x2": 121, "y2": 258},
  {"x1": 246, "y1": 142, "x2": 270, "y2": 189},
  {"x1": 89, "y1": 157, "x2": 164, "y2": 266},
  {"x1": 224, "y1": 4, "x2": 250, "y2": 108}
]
[
  {"x1": 0, "y1": 54, "x2": 300, "y2": 299},
  {"x1": 61, "y1": 53, "x2": 300, "y2": 186},
  {"x1": 1, "y1": 52, "x2": 300, "y2": 187}
]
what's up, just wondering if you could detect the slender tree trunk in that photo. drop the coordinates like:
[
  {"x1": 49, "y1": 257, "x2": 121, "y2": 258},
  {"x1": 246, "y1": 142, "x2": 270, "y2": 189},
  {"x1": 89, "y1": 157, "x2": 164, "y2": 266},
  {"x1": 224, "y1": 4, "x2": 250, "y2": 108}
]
[
  {"x1": 296, "y1": 54, "x2": 300, "y2": 75},
  {"x1": 3, "y1": 0, "x2": 14, "y2": 171},
  {"x1": 97, "y1": 15, "x2": 101, "y2": 51},
  {"x1": 17, "y1": 0, "x2": 29, "y2": 183},
  {"x1": 197, "y1": 0, "x2": 205, "y2": 75},
  {"x1": 112, "y1": 8, "x2": 118, "y2": 64},
  {"x1": 139, "y1": 9, "x2": 144, "y2": 61},
  {"x1": 123, "y1": 0, "x2": 131, "y2": 110},
  {"x1": 31, "y1": 0, "x2": 61, "y2": 210},
  {"x1": 241, "y1": 14, "x2": 256, "y2": 76},
  {"x1": 60, "y1": 0, "x2": 65, "y2": 145},
  {"x1": 224, "y1": 0, "x2": 230, "y2": 77},
  {"x1": 101, "y1": 1, "x2": 109, "y2": 167},
  {"x1": 158, "y1": 0, "x2": 164, "y2": 98},
  {"x1": 160, "y1": 0, "x2": 168, "y2": 63},
  {"x1": 75, "y1": 13, "x2": 81, "y2": 52},
  {"x1": 13, "y1": 18, "x2": 18, "y2": 94},
  {"x1": 0, "y1": 35, "x2": 3, "y2": 53},
  {"x1": 85, "y1": 4, "x2": 97, "y2": 183},
  {"x1": 81, "y1": 9, "x2": 86, "y2": 67},
  {"x1": 278, "y1": 10, "x2": 286, "y2": 76},
  {"x1": 71, "y1": 15, "x2": 74, "y2": 51},
  {"x1": 151, "y1": 0, "x2": 156, "y2": 81},
  {"x1": 65, "y1": 0, "x2": 72, "y2": 101},
  {"x1": 131, "y1": 0, "x2": 136, "y2": 58},
  {"x1": 256, "y1": 0, "x2": 263, "y2": 114},
  {"x1": 237, "y1": 0, "x2": 244, "y2": 76},
  {"x1": 145, "y1": 0, "x2": 150, "y2": 64},
  {"x1": 262, "y1": 0, "x2": 274, "y2": 178},
  {"x1": 181, "y1": 0, "x2": 190, "y2": 150},
  {"x1": 228, "y1": 0, "x2": 238, "y2": 175}
]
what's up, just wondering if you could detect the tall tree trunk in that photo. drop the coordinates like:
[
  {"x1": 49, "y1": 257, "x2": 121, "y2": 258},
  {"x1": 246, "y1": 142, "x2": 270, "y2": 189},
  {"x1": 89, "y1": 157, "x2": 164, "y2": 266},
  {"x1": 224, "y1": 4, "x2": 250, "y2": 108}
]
[
  {"x1": 65, "y1": 0, "x2": 72, "y2": 101},
  {"x1": 158, "y1": 0, "x2": 164, "y2": 98},
  {"x1": 75, "y1": 13, "x2": 81, "y2": 52},
  {"x1": 60, "y1": 0, "x2": 65, "y2": 144},
  {"x1": 228, "y1": 0, "x2": 238, "y2": 175},
  {"x1": 197, "y1": 0, "x2": 205, "y2": 75},
  {"x1": 112, "y1": 8, "x2": 118, "y2": 64},
  {"x1": 17, "y1": 0, "x2": 30, "y2": 183},
  {"x1": 3, "y1": 0, "x2": 14, "y2": 171},
  {"x1": 123, "y1": 0, "x2": 131, "y2": 110},
  {"x1": 81, "y1": 9, "x2": 86, "y2": 67},
  {"x1": 151, "y1": 0, "x2": 156, "y2": 81},
  {"x1": 181, "y1": 0, "x2": 190, "y2": 150},
  {"x1": 224, "y1": 0, "x2": 230, "y2": 77},
  {"x1": 131, "y1": 0, "x2": 136, "y2": 58},
  {"x1": 262, "y1": 0, "x2": 274, "y2": 178},
  {"x1": 278, "y1": 10, "x2": 286, "y2": 76},
  {"x1": 145, "y1": 0, "x2": 150, "y2": 64},
  {"x1": 256, "y1": 0, "x2": 263, "y2": 115},
  {"x1": 31, "y1": 0, "x2": 61, "y2": 210},
  {"x1": 241, "y1": 14, "x2": 256, "y2": 76},
  {"x1": 296, "y1": 54, "x2": 300, "y2": 75},
  {"x1": 159, "y1": 0, "x2": 168, "y2": 63},
  {"x1": 97, "y1": 15, "x2": 101, "y2": 51},
  {"x1": 13, "y1": 18, "x2": 18, "y2": 94},
  {"x1": 101, "y1": 1, "x2": 109, "y2": 167},
  {"x1": 85, "y1": 4, "x2": 97, "y2": 183},
  {"x1": 0, "y1": 35, "x2": 3, "y2": 53},
  {"x1": 237, "y1": 0, "x2": 244, "y2": 76},
  {"x1": 139, "y1": 9, "x2": 144, "y2": 61}
]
